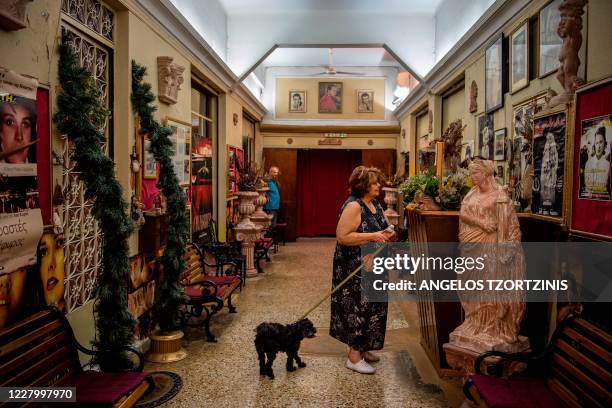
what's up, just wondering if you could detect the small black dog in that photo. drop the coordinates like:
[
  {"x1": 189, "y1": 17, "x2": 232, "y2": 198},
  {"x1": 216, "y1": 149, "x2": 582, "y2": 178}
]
[{"x1": 254, "y1": 318, "x2": 317, "y2": 379}]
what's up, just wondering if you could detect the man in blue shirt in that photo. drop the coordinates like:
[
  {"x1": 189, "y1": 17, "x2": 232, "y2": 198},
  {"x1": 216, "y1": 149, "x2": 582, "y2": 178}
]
[{"x1": 264, "y1": 166, "x2": 280, "y2": 227}]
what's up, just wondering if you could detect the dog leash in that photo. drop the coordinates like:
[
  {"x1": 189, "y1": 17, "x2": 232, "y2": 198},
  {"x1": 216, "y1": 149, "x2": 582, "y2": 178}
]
[{"x1": 298, "y1": 245, "x2": 386, "y2": 320}]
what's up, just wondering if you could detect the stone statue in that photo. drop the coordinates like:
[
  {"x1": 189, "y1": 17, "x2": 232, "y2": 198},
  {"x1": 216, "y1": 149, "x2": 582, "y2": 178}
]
[
  {"x1": 447, "y1": 159, "x2": 529, "y2": 364},
  {"x1": 157, "y1": 56, "x2": 185, "y2": 105},
  {"x1": 548, "y1": 0, "x2": 587, "y2": 107},
  {"x1": 469, "y1": 80, "x2": 478, "y2": 113},
  {"x1": 428, "y1": 110, "x2": 433, "y2": 134}
]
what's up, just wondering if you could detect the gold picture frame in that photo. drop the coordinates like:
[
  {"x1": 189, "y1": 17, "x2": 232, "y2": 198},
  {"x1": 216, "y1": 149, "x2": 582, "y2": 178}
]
[{"x1": 164, "y1": 117, "x2": 192, "y2": 187}]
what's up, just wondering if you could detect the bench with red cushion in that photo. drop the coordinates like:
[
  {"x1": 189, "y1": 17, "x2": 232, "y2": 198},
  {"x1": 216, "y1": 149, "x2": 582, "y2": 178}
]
[
  {"x1": 179, "y1": 243, "x2": 242, "y2": 342},
  {"x1": 0, "y1": 307, "x2": 152, "y2": 408},
  {"x1": 464, "y1": 314, "x2": 611, "y2": 408}
]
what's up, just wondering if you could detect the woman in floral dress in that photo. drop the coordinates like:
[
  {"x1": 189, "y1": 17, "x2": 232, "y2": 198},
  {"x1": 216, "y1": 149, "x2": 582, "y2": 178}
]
[{"x1": 330, "y1": 166, "x2": 395, "y2": 374}]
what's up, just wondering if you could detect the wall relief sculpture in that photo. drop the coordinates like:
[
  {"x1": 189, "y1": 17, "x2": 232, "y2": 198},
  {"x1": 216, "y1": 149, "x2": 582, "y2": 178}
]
[
  {"x1": 157, "y1": 56, "x2": 185, "y2": 105},
  {"x1": 0, "y1": 0, "x2": 33, "y2": 31},
  {"x1": 469, "y1": 80, "x2": 478, "y2": 113}
]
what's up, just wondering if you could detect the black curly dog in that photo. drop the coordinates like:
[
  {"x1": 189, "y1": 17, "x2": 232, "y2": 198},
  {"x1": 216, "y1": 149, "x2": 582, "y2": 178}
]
[{"x1": 255, "y1": 319, "x2": 317, "y2": 379}]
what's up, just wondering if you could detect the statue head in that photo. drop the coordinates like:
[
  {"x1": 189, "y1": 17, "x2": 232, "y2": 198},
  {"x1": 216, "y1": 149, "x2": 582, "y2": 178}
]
[{"x1": 468, "y1": 158, "x2": 495, "y2": 188}]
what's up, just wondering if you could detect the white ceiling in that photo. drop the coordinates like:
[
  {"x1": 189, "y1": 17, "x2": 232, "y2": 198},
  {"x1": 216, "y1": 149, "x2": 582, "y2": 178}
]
[
  {"x1": 218, "y1": 0, "x2": 446, "y2": 15},
  {"x1": 262, "y1": 47, "x2": 401, "y2": 68}
]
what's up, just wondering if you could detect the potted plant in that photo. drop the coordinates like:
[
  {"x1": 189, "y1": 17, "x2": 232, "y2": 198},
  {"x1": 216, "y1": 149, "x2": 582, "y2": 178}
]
[
  {"x1": 441, "y1": 119, "x2": 466, "y2": 173},
  {"x1": 399, "y1": 170, "x2": 440, "y2": 211},
  {"x1": 235, "y1": 160, "x2": 263, "y2": 228},
  {"x1": 438, "y1": 168, "x2": 473, "y2": 210}
]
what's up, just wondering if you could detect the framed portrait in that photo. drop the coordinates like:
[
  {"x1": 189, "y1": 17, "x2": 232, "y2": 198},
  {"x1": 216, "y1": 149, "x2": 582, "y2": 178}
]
[
  {"x1": 485, "y1": 33, "x2": 506, "y2": 113},
  {"x1": 572, "y1": 77, "x2": 612, "y2": 237},
  {"x1": 227, "y1": 146, "x2": 237, "y2": 194},
  {"x1": 356, "y1": 89, "x2": 374, "y2": 113},
  {"x1": 288, "y1": 90, "x2": 306, "y2": 113},
  {"x1": 318, "y1": 82, "x2": 342, "y2": 113},
  {"x1": 494, "y1": 128, "x2": 507, "y2": 161},
  {"x1": 142, "y1": 135, "x2": 156, "y2": 179},
  {"x1": 510, "y1": 21, "x2": 529, "y2": 93},
  {"x1": 496, "y1": 164, "x2": 505, "y2": 181},
  {"x1": 461, "y1": 140, "x2": 474, "y2": 162},
  {"x1": 165, "y1": 117, "x2": 191, "y2": 186},
  {"x1": 532, "y1": 109, "x2": 566, "y2": 218},
  {"x1": 478, "y1": 114, "x2": 494, "y2": 160},
  {"x1": 538, "y1": 0, "x2": 562, "y2": 78}
]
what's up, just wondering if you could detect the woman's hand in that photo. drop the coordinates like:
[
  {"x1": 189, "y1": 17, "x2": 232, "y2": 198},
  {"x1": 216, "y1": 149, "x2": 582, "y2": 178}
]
[{"x1": 370, "y1": 231, "x2": 389, "y2": 243}]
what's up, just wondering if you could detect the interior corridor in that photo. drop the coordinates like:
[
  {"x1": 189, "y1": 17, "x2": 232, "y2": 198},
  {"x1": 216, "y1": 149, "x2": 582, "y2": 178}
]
[{"x1": 147, "y1": 239, "x2": 460, "y2": 407}]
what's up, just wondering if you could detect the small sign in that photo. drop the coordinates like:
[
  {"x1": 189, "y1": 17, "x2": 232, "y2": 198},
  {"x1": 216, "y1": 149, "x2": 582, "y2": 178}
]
[{"x1": 318, "y1": 138, "x2": 342, "y2": 146}]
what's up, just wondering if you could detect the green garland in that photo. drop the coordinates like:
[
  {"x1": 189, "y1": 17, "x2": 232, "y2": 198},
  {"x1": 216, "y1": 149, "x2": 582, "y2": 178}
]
[
  {"x1": 131, "y1": 61, "x2": 188, "y2": 332},
  {"x1": 54, "y1": 43, "x2": 135, "y2": 371}
]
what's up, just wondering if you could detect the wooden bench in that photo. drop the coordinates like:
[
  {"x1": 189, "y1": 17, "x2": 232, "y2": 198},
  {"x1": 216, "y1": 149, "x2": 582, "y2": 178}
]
[
  {"x1": 464, "y1": 313, "x2": 611, "y2": 408},
  {"x1": 0, "y1": 307, "x2": 151, "y2": 407},
  {"x1": 179, "y1": 243, "x2": 242, "y2": 342}
]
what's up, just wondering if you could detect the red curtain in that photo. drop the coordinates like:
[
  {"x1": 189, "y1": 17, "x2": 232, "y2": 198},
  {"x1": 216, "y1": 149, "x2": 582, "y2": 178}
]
[{"x1": 296, "y1": 149, "x2": 361, "y2": 236}]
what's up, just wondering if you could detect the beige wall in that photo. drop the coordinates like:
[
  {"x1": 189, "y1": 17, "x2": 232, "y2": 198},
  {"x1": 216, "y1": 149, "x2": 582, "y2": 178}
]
[
  {"x1": 442, "y1": 88, "x2": 465, "y2": 132},
  {"x1": 275, "y1": 78, "x2": 386, "y2": 120},
  {"x1": 226, "y1": 94, "x2": 244, "y2": 148}
]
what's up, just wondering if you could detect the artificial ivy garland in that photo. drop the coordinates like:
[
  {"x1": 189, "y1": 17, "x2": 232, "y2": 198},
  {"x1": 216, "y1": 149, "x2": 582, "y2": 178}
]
[
  {"x1": 131, "y1": 61, "x2": 188, "y2": 332},
  {"x1": 54, "y1": 43, "x2": 135, "y2": 371}
]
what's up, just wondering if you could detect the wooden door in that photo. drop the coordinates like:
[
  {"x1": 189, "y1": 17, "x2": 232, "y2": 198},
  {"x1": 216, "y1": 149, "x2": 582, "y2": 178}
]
[{"x1": 263, "y1": 148, "x2": 297, "y2": 241}]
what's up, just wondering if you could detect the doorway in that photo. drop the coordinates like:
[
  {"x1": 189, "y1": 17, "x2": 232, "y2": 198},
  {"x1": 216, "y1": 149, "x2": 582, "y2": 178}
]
[{"x1": 296, "y1": 149, "x2": 361, "y2": 236}]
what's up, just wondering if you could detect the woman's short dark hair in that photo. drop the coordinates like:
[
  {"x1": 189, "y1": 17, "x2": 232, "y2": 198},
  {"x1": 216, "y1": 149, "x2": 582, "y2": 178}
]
[{"x1": 349, "y1": 166, "x2": 381, "y2": 198}]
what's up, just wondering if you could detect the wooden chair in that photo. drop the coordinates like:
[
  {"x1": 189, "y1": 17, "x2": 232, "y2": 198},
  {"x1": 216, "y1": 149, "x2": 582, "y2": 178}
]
[
  {"x1": 179, "y1": 243, "x2": 242, "y2": 342},
  {"x1": 464, "y1": 313, "x2": 611, "y2": 408},
  {"x1": 0, "y1": 307, "x2": 152, "y2": 407}
]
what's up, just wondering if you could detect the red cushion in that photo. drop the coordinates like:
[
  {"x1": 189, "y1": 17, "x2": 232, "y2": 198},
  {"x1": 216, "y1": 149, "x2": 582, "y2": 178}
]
[
  {"x1": 275, "y1": 223, "x2": 287, "y2": 228},
  {"x1": 471, "y1": 375, "x2": 565, "y2": 408},
  {"x1": 185, "y1": 286, "x2": 225, "y2": 299},
  {"x1": 72, "y1": 371, "x2": 149, "y2": 404}
]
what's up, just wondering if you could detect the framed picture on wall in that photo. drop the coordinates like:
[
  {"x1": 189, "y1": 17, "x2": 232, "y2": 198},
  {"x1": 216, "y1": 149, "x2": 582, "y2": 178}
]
[
  {"x1": 165, "y1": 117, "x2": 191, "y2": 186},
  {"x1": 478, "y1": 114, "x2": 494, "y2": 160},
  {"x1": 538, "y1": 0, "x2": 562, "y2": 78},
  {"x1": 461, "y1": 140, "x2": 474, "y2": 161},
  {"x1": 288, "y1": 90, "x2": 306, "y2": 113},
  {"x1": 485, "y1": 33, "x2": 506, "y2": 113},
  {"x1": 142, "y1": 135, "x2": 156, "y2": 179},
  {"x1": 494, "y1": 128, "x2": 507, "y2": 160},
  {"x1": 510, "y1": 20, "x2": 529, "y2": 93},
  {"x1": 356, "y1": 89, "x2": 374, "y2": 113},
  {"x1": 532, "y1": 108, "x2": 567, "y2": 218},
  {"x1": 318, "y1": 81, "x2": 342, "y2": 113}
]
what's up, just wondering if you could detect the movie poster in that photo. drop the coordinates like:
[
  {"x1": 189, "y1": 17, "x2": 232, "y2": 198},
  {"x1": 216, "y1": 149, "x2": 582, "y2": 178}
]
[
  {"x1": 579, "y1": 115, "x2": 611, "y2": 201},
  {"x1": 191, "y1": 131, "x2": 213, "y2": 236},
  {"x1": 0, "y1": 68, "x2": 44, "y2": 328},
  {"x1": 532, "y1": 111, "x2": 566, "y2": 216}
]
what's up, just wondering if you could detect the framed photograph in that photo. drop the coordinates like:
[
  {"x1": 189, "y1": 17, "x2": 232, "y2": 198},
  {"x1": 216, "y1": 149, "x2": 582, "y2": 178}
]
[
  {"x1": 532, "y1": 109, "x2": 566, "y2": 217},
  {"x1": 578, "y1": 115, "x2": 611, "y2": 201},
  {"x1": 572, "y1": 77, "x2": 612, "y2": 237},
  {"x1": 496, "y1": 164, "x2": 505, "y2": 181},
  {"x1": 356, "y1": 89, "x2": 374, "y2": 113},
  {"x1": 318, "y1": 82, "x2": 342, "y2": 113},
  {"x1": 478, "y1": 114, "x2": 494, "y2": 160},
  {"x1": 288, "y1": 90, "x2": 306, "y2": 113},
  {"x1": 142, "y1": 135, "x2": 156, "y2": 179},
  {"x1": 494, "y1": 128, "x2": 507, "y2": 160},
  {"x1": 165, "y1": 117, "x2": 191, "y2": 186},
  {"x1": 510, "y1": 21, "x2": 529, "y2": 93},
  {"x1": 461, "y1": 140, "x2": 474, "y2": 162},
  {"x1": 227, "y1": 146, "x2": 237, "y2": 194},
  {"x1": 485, "y1": 33, "x2": 506, "y2": 113},
  {"x1": 538, "y1": 0, "x2": 562, "y2": 78}
]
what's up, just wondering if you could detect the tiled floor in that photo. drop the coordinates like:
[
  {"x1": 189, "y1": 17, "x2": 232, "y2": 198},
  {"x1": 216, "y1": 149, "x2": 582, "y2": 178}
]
[{"x1": 146, "y1": 238, "x2": 458, "y2": 407}]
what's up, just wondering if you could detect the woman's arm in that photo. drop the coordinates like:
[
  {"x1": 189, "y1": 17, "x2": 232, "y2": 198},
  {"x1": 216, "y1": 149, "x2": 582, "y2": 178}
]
[{"x1": 336, "y1": 202, "x2": 387, "y2": 246}]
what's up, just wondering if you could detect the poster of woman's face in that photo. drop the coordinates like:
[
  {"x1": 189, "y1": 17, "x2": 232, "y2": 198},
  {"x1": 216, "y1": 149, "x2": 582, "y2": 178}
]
[
  {"x1": 318, "y1": 82, "x2": 342, "y2": 113},
  {"x1": 478, "y1": 114, "x2": 494, "y2": 160},
  {"x1": 579, "y1": 115, "x2": 612, "y2": 201},
  {"x1": 485, "y1": 34, "x2": 504, "y2": 113},
  {"x1": 494, "y1": 128, "x2": 506, "y2": 161},
  {"x1": 538, "y1": 0, "x2": 562, "y2": 77},
  {"x1": 0, "y1": 268, "x2": 27, "y2": 329},
  {"x1": 532, "y1": 111, "x2": 566, "y2": 216},
  {"x1": 38, "y1": 232, "x2": 65, "y2": 309},
  {"x1": 0, "y1": 96, "x2": 37, "y2": 166},
  {"x1": 289, "y1": 90, "x2": 306, "y2": 113},
  {"x1": 511, "y1": 22, "x2": 529, "y2": 92}
]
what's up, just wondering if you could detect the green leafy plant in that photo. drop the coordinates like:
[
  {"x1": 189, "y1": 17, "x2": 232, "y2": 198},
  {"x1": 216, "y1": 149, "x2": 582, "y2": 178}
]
[
  {"x1": 438, "y1": 168, "x2": 473, "y2": 210},
  {"x1": 382, "y1": 171, "x2": 405, "y2": 188},
  {"x1": 131, "y1": 61, "x2": 188, "y2": 333},
  {"x1": 55, "y1": 43, "x2": 135, "y2": 371},
  {"x1": 399, "y1": 169, "x2": 439, "y2": 204}
]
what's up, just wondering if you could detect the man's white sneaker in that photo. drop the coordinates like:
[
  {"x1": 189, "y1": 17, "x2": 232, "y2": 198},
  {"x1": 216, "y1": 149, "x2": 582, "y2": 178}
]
[{"x1": 345, "y1": 358, "x2": 376, "y2": 374}]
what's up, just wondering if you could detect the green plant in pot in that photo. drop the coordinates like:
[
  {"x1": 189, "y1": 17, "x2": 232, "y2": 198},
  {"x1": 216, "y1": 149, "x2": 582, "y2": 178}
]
[
  {"x1": 235, "y1": 160, "x2": 263, "y2": 229},
  {"x1": 399, "y1": 170, "x2": 440, "y2": 211},
  {"x1": 438, "y1": 168, "x2": 473, "y2": 210}
]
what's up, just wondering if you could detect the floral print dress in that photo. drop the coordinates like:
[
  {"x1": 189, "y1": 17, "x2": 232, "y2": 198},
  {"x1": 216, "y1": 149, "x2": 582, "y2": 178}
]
[{"x1": 329, "y1": 196, "x2": 389, "y2": 352}]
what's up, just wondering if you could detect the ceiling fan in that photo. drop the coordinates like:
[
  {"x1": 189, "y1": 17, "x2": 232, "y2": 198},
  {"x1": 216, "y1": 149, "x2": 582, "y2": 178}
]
[{"x1": 312, "y1": 49, "x2": 366, "y2": 76}]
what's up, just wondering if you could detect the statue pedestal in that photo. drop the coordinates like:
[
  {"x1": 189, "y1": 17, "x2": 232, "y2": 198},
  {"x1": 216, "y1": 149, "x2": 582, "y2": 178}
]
[
  {"x1": 443, "y1": 336, "x2": 529, "y2": 377},
  {"x1": 234, "y1": 225, "x2": 263, "y2": 278},
  {"x1": 252, "y1": 187, "x2": 272, "y2": 229}
]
